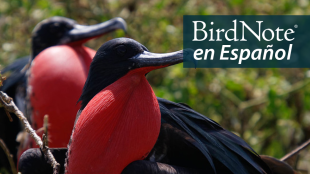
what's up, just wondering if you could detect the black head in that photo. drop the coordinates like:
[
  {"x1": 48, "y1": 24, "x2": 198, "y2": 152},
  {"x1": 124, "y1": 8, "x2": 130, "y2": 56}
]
[
  {"x1": 78, "y1": 38, "x2": 184, "y2": 109},
  {"x1": 31, "y1": 16, "x2": 127, "y2": 58}
]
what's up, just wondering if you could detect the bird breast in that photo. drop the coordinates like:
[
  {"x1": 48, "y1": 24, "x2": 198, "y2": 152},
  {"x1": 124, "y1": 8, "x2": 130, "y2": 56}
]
[{"x1": 66, "y1": 70, "x2": 161, "y2": 174}]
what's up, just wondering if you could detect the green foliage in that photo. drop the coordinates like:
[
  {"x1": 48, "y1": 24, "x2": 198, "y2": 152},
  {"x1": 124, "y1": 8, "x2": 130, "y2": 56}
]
[{"x1": 0, "y1": 0, "x2": 310, "y2": 170}]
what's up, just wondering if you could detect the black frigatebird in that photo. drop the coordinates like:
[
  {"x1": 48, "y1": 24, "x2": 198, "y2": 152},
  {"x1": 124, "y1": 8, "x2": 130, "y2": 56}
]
[
  {"x1": 18, "y1": 38, "x2": 271, "y2": 174},
  {"x1": 0, "y1": 16, "x2": 126, "y2": 171}
]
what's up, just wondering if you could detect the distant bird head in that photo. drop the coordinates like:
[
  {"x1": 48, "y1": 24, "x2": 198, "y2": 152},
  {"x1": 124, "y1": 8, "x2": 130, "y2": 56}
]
[
  {"x1": 78, "y1": 37, "x2": 184, "y2": 109},
  {"x1": 31, "y1": 16, "x2": 127, "y2": 58}
]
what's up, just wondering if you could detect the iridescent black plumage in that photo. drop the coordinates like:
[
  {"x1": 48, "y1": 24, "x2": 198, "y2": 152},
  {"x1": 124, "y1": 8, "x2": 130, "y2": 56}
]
[
  {"x1": 19, "y1": 38, "x2": 271, "y2": 174},
  {"x1": 149, "y1": 97, "x2": 271, "y2": 174}
]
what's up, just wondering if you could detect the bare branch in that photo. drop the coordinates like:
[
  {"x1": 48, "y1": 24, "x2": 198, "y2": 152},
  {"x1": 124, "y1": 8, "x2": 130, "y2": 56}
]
[
  {"x1": 281, "y1": 139, "x2": 310, "y2": 162},
  {"x1": 0, "y1": 91, "x2": 60, "y2": 174},
  {"x1": 221, "y1": 88, "x2": 242, "y2": 106},
  {"x1": 0, "y1": 139, "x2": 17, "y2": 174},
  {"x1": 43, "y1": 134, "x2": 48, "y2": 149},
  {"x1": 239, "y1": 79, "x2": 310, "y2": 111},
  {"x1": 44, "y1": 115, "x2": 49, "y2": 147},
  {"x1": 0, "y1": 92, "x2": 13, "y2": 122}
]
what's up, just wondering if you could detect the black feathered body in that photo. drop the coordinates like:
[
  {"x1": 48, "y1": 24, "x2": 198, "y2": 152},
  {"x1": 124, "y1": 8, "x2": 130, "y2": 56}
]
[
  {"x1": 146, "y1": 98, "x2": 271, "y2": 174},
  {"x1": 0, "y1": 56, "x2": 29, "y2": 170},
  {"x1": 18, "y1": 38, "x2": 271, "y2": 174},
  {"x1": 19, "y1": 98, "x2": 272, "y2": 174}
]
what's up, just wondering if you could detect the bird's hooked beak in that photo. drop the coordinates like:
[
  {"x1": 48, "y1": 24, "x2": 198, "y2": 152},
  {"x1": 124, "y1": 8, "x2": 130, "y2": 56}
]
[
  {"x1": 60, "y1": 17, "x2": 127, "y2": 44},
  {"x1": 132, "y1": 49, "x2": 195, "y2": 70}
]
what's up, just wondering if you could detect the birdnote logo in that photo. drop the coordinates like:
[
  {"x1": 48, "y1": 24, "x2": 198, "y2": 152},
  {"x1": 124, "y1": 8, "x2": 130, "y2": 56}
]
[
  {"x1": 183, "y1": 15, "x2": 310, "y2": 68},
  {"x1": 192, "y1": 20, "x2": 294, "y2": 64}
]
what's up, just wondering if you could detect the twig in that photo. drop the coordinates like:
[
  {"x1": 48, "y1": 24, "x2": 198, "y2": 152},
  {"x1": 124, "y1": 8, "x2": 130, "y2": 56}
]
[
  {"x1": 239, "y1": 79, "x2": 310, "y2": 111},
  {"x1": 0, "y1": 91, "x2": 60, "y2": 174},
  {"x1": 221, "y1": 88, "x2": 242, "y2": 106},
  {"x1": 280, "y1": 139, "x2": 310, "y2": 162},
  {"x1": 44, "y1": 115, "x2": 49, "y2": 147},
  {"x1": 0, "y1": 91, "x2": 13, "y2": 122},
  {"x1": 43, "y1": 134, "x2": 48, "y2": 149},
  {"x1": 0, "y1": 139, "x2": 17, "y2": 174},
  {"x1": 239, "y1": 97, "x2": 268, "y2": 111}
]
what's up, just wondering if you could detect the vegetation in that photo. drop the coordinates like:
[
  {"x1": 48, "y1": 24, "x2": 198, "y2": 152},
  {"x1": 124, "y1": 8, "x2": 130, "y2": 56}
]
[{"x1": 1, "y1": 0, "x2": 310, "y2": 172}]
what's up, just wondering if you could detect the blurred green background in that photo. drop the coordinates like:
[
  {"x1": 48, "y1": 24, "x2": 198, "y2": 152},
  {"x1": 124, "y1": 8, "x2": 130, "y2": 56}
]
[{"x1": 1, "y1": 0, "x2": 310, "y2": 173}]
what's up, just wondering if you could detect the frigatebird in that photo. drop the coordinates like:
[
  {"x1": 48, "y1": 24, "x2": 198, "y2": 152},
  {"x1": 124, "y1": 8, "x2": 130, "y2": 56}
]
[
  {"x1": 19, "y1": 38, "x2": 271, "y2": 174},
  {"x1": 27, "y1": 16, "x2": 126, "y2": 149},
  {"x1": 0, "y1": 16, "x2": 126, "y2": 170}
]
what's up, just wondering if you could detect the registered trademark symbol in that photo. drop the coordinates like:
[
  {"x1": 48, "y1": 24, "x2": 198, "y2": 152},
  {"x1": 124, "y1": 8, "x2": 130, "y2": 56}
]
[{"x1": 294, "y1": 24, "x2": 298, "y2": 28}]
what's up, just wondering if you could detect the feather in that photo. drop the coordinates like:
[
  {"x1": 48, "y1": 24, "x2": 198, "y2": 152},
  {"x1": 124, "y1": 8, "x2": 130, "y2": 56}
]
[
  {"x1": 157, "y1": 97, "x2": 271, "y2": 174},
  {"x1": 1, "y1": 56, "x2": 29, "y2": 92}
]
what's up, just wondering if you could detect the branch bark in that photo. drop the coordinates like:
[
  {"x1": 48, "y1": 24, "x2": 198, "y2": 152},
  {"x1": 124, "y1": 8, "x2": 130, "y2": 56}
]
[{"x1": 0, "y1": 91, "x2": 60, "y2": 174}]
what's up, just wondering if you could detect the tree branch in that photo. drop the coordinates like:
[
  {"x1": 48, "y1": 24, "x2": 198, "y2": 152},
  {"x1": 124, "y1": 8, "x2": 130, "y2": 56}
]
[
  {"x1": 0, "y1": 91, "x2": 60, "y2": 174},
  {"x1": 44, "y1": 115, "x2": 49, "y2": 147},
  {"x1": 239, "y1": 79, "x2": 310, "y2": 111},
  {"x1": 281, "y1": 138, "x2": 310, "y2": 162},
  {"x1": 0, "y1": 139, "x2": 17, "y2": 174}
]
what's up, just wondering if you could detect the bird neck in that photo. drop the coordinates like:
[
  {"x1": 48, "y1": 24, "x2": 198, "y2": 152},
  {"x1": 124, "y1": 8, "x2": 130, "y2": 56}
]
[
  {"x1": 65, "y1": 68, "x2": 161, "y2": 174},
  {"x1": 31, "y1": 40, "x2": 93, "y2": 60}
]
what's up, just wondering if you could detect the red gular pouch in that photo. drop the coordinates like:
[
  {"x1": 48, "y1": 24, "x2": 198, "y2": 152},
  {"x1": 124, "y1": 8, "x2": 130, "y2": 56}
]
[
  {"x1": 14, "y1": 17, "x2": 127, "y2": 168},
  {"x1": 28, "y1": 45, "x2": 95, "y2": 148},
  {"x1": 25, "y1": 17, "x2": 126, "y2": 150},
  {"x1": 66, "y1": 67, "x2": 161, "y2": 174}
]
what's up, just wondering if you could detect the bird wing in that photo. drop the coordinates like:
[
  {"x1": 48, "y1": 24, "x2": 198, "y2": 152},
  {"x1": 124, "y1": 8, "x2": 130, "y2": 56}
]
[
  {"x1": 0, "y1": 57, "x2": 29, "y2": 163},
  {"x1": 2, "y1": 56, "x2": 30, "y2": 74},
  {"x1": 1, "y1": 56, "x2": 30, "y2": 92},
  {"x1": 157, "y1": 97, "x2": 271, "y2": 174}
]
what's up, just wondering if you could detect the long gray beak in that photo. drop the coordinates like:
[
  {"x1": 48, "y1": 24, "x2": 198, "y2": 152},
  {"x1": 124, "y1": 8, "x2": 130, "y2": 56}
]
[
  {"x1": 133, "y1": 50, "x2": 184, "y2": 68},
  {"x1": 60, "y1": 17, "x2": 127, "y2": 44}
]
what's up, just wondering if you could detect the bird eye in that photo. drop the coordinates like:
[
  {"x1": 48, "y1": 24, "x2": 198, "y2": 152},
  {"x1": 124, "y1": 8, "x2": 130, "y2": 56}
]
[{"x1": 116, "y1": 45, "x2": 127, "y2": 56}]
